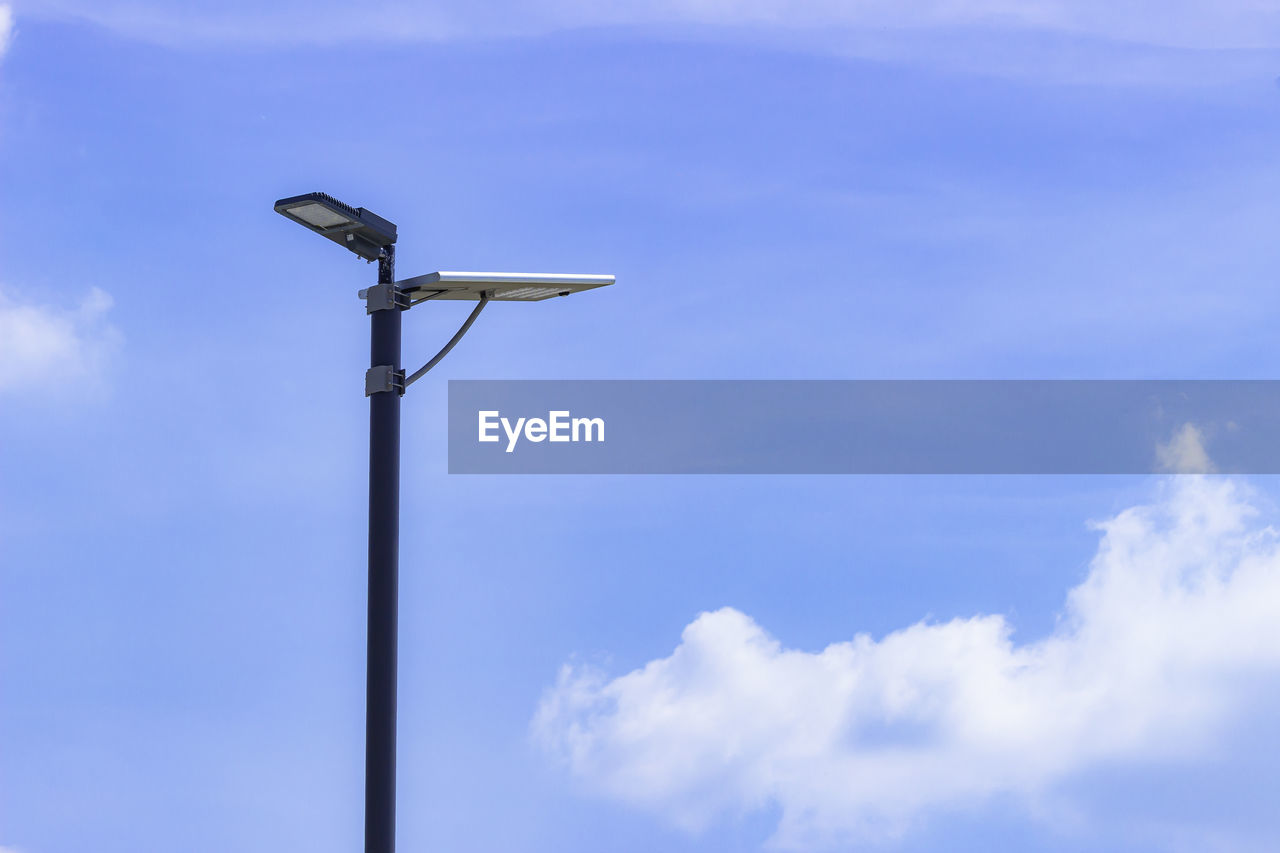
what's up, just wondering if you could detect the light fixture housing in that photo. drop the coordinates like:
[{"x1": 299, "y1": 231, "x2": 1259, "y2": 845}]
[
  {"x1": 396, "y1": 271, "x2": 615, "y2": 303},
  {"x1": 274, "y1": 192, "x2": 398, "y2": 261}
]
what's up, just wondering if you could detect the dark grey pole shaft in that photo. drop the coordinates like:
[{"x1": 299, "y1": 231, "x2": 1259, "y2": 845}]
[{"x1": 366, "y1": 246, "x2": 400, "y2": 853}]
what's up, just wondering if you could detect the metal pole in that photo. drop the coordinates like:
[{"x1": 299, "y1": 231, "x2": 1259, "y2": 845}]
[{"x1": 366, "y1": 245, "x2": 400, "y2": 853}]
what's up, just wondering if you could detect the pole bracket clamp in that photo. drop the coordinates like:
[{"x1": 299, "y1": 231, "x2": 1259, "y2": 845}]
[
  {"x1": 358, "y1": 284, "x2": 409, "y2": 314},
  {"x1": 365, "y1": 365, "x2": 405, "y2": 396}
]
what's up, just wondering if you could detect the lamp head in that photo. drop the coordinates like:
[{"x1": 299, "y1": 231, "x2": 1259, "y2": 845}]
[{"x1": 274, "y1": 192, "x2": 397, "y2": 261}]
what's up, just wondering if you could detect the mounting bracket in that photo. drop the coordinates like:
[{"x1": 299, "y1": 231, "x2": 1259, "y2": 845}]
[
  {"x1": 359, "y1": 284, "x2": 409, "y2": 314},
  {"x1": 365, "y1": 364, "x2": 405, "y2": 396}
]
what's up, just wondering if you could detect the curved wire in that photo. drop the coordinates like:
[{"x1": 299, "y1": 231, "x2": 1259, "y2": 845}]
[{"x1": 403, "y1": 293, "x2": 491, "y2": 388}]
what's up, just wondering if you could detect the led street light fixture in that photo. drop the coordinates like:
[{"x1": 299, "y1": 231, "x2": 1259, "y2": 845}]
[
  {"x1": 395, "y1": 271, "x2": 615, "y2": 303},
  {"x1": 274, "y1": 192, "x2": 398, "y2": 261}
]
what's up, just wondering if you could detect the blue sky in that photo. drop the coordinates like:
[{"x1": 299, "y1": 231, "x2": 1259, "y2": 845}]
[{"x1": 3, "y1": 2, "x2": 1280, "y2": 851}]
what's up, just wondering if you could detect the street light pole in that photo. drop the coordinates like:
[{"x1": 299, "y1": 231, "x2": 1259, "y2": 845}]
[
  {"x1": 273, "y1": 191, "x2": 613, "y2": 853},
  {"x1": 366, "y1": 245, "x2": 400, "y2": 853}
]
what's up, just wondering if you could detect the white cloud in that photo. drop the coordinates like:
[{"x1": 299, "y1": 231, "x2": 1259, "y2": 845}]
[
  {"x1": 534, "y1": 477, "x2": 1280, "y2": 848},
  {"x1": 0, "y1": 285, "x2": 120, "y2": 395},
  {"x1": 0, "y1": 4, "x2": 12, "y2": 57},
  {"x1": 1156, "y1": 423, "x2": 1216, "y2": 474}
]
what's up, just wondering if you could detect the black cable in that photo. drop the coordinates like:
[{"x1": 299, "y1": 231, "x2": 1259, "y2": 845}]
[{"x1": 403, "y1": 293, "x2": 491, "y2": 388}]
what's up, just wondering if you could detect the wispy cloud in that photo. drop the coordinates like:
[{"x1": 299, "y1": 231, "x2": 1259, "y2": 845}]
[
  {"x1": 0, "y1": 285, "x2": 121, "y2": 396},
  {"x1": 535, "y1": 477, "x2": 1280, "y2": 848},
  {"x1": 0, "y1": 4, "x2": 13, "y2": 57},
  {"x1": 13, "y1": 0, "x2": 1280, "y2": 53}
]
